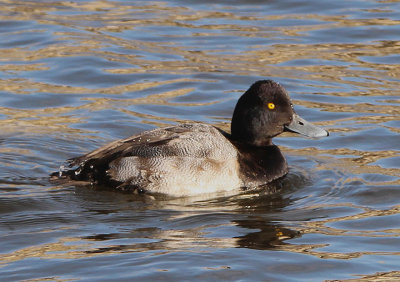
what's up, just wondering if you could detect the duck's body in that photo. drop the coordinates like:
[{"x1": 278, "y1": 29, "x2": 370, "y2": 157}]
[
  {"x1": 61, "y1": 123, "x2": 287, "y2": 195},
  {"x1": 53, "y1": 80, "x2": 328, "y2": 196}
]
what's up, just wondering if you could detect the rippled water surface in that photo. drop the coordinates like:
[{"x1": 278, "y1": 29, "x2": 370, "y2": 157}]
[{"x1": 1, "y1": 0, "x2": 400, "y2": 281}]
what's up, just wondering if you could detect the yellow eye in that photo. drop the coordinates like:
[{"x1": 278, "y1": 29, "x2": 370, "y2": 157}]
[{"x1": 267, "y1": 102, "x2": 275, "y2": 110}]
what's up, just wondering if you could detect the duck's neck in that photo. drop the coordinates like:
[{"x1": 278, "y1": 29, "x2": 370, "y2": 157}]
[
  {"x1": 232, "y1": 140, "x2": 288, "y2": 186},
  {"x1": 230, "y1": 132, "x2": 273, "y2": 147},
  {"x1": 230, "y1": 111, "x2": 274, "y2": 147}
]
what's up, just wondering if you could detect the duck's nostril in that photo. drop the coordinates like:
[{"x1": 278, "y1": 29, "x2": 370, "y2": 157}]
[{"x1": 298, "y1": 121, "x2": 304, "y2": 126}]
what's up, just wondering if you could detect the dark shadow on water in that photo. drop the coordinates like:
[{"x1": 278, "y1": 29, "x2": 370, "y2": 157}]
[
  {"x1": 68, "y1": 169, "x2": 310, "y2": 254},
  {"x1": 231, "y1": 170, "x2": 308, "y2": 250},
  {"x1": 234, "y1": 221, "x2": 300, "y2": 249}
]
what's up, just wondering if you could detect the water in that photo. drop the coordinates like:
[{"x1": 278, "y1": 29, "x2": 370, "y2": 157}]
[{"x1": 1, "y1": 0, "x2": 399, "y2": 281}]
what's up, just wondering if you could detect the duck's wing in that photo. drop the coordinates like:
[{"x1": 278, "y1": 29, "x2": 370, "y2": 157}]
[
  {"x1": 68, "y1": 123, "x2": 228, "y2": 166},
  {"x1": 68, "y1": 125, "x2": 180, "y2": 167},
  {"x1": 55, "y1": 123, "x2": 236, "y2": 186}
]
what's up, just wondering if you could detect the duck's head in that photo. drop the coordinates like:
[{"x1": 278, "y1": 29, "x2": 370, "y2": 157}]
[{"x1": 231, "y1": 80, "x2": 328, "y2": 146}]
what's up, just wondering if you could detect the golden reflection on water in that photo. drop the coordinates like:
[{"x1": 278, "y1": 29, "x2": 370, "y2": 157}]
[
  {"x1": 282, "y1": 148, "x2": 400, "y2": 188},
  {"x1": 1, "y1": 1, "x2": 399, "y2": 83},
  {"x1": 0, "y1": 78, "x2": 206, "y2": 134},
  {"x1": 1, "y1": 204, "x2": 399, "y2": 264},
  {"x1": 0, "y1": 0, "x2": 398, "y2": 135},
  {"x1": 333, "y1": 270, "x2": 400, "y2": 282}
]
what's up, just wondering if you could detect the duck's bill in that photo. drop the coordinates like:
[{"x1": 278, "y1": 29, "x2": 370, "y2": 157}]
[{"x1": 284, "y1": 113, "x2": 329, "y2": 138}]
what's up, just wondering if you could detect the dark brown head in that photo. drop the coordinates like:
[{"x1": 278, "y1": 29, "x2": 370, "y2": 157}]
[{"x1": 231, "y1": 80, "x2": 328, "y2": 146}]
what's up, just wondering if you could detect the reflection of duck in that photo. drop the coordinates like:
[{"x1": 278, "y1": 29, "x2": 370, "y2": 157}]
[
  {"x1": 76, "y1": 177, "x2": 304, "y2": 255},
  {"x1": 52, "y1": 80, "x2": 328, "y2": 195},
  {"x1": 235, "y1": 220, "x2": 300, "y2": 249}
]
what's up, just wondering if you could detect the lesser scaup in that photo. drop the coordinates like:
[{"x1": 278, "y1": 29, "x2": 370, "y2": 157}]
[{"x1": 52, "y1": 80, "x2": 328, "y2": 195}]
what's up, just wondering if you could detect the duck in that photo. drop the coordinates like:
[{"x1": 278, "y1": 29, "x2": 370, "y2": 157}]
[{"x1": 52, "y1": 80, "x2": 328, "y2": 196}]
